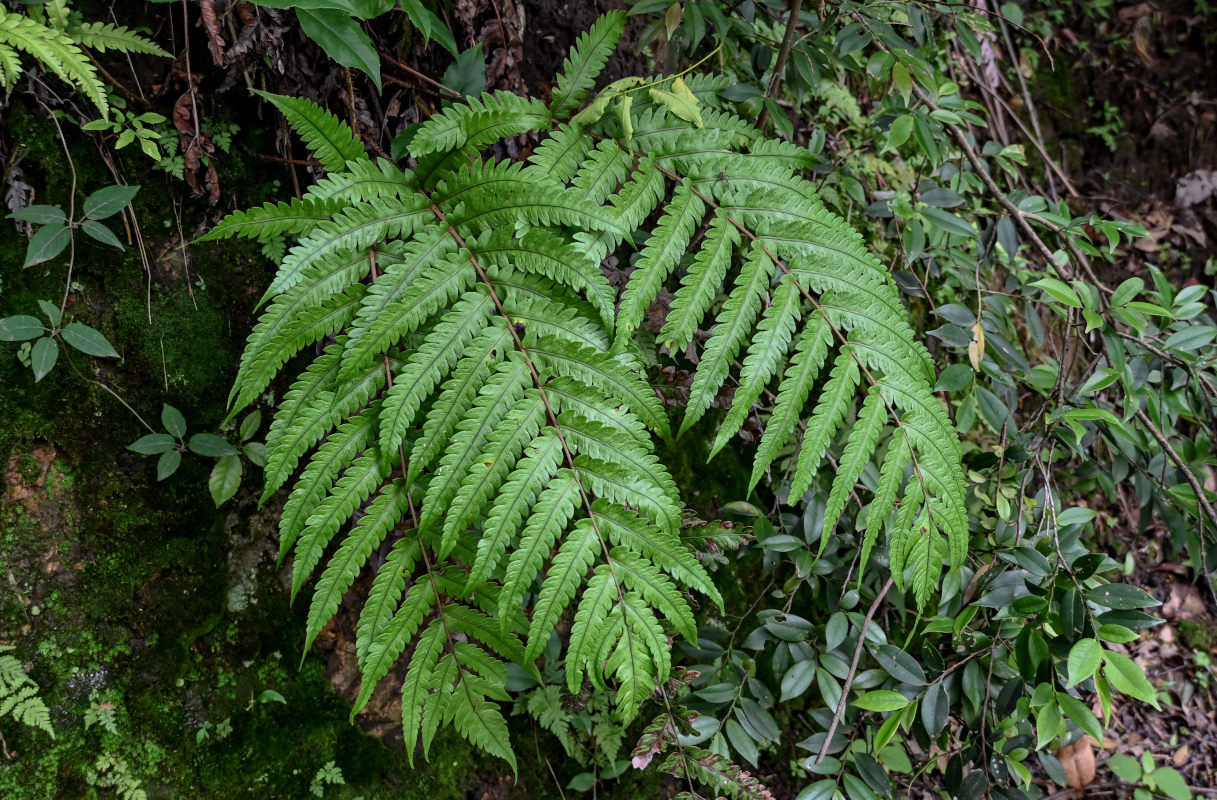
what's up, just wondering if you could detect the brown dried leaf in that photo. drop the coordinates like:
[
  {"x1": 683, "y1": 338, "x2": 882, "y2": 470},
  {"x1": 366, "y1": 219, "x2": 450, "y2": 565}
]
[{"x1": 1059, "y1": 736, "x2": 1098, "y2": 789}]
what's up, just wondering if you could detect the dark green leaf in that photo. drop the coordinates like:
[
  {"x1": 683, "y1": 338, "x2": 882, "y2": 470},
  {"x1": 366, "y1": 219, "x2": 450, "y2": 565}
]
[
  {"x1": 441, "y1": 45, "x2": 486, "y2": 98},
  {"x1": 157, "y1": 449, "x2": 181, "y2": 481},
  {"x1": 296, "y1": 8, "x2": 383, "y2": 90},
  {"x1": 162, "y1": 404, "x2": 187, "y2": 438},
  {"x1": 401, "y1": 0, "x2": 459, "y2": 55},
  {"x1": 1086, "y1": 583, "x2": 1161, "y2": 611},
  {"x1": 81, "y1": 219, "x2": 124, "y2": 249},
  {"x1": 189, "y1": 433, "x2": 239, "y2": 457},
  {"x1": 31, "y1": 337, "x2": 58, "y2": 381},
  {"x1": 83, "y1": 185, "x2": 140, "y2": 219},
  {"x1": 209, "y1": 455, "x2": 243, "y2": 506},
  {"x1": 0, "y1": 315, "x2": 44, "y2": 341},
  {"x1": 921, "y1": 681, "x2": 948, "y2": 736},
  {"x1": 24, "y1": 224, "x2": 70, "y2": 267},
  {"x1": 9, "y1": 205, "x2": 66, "y2": 225},
  {"x1": 61, "y1": 322, "x2": 119, "y2": 358},
  {"x1": 128, "y1": 433, "x2": 177, "y2": 454}
]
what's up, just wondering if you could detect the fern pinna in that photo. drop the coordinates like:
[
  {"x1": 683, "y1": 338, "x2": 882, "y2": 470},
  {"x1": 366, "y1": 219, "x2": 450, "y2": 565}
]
[{"x1": 211, "y1": 11, "x2": 966, "y2": 766}]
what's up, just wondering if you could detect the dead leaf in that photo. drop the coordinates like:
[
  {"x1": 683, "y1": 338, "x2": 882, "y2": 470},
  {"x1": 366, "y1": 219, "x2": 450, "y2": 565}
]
[
  {"x1": 1173, "y1": 744, "x2": 1189, "y2": 766},
  {"x1": 1058, "y1": 735, "x2": 1097, "y2": 789}
]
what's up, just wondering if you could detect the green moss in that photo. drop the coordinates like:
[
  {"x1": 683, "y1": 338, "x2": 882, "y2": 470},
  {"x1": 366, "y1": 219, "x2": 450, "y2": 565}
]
[{"x1": 1179, "y1": 618, "x2": 1217, "y2": 652}]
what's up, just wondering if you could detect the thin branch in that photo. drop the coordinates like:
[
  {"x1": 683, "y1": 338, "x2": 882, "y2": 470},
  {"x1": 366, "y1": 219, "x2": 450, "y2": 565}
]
[
  {"x1": 817, "y1": 576, "x2": 894, "y2": 765},
  {"x1": 756, "y1": 0, "x2": 804, "y2": 131}
]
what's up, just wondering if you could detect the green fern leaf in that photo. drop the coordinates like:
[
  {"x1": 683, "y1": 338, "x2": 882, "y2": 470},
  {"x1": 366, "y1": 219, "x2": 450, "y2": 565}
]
[
  {"x1": 200, "y1": 198, "x2": 341, "y2": 242},
  {"x1": 589, "y1": 500, "x2": 720, "y2": 608},
  {"x1": 410, "y1": 91, "x2": 550, "y2": 157},
  {"x1": 525, "y1": 123, "x2": 595, "y2": 184},
  {"x1": 498, "y1": 471, "x2": 581, "y2": 623},
  {"x1": 565, "y1": 566, "x2": 618, "y2": 692},
  {"x1": 254, "y1": 90, "x2": 366, "y2": 173},
  {"x1": 71, "y1": 21, "x2": 170, "y2": 56},
  {"x1": 748, "y1": 311, "x2": 832, "y2": 491},
  {"x1": 420, "y1": 356, "x2": 532, "y2": 537},
  {"x1": 408, "y1": 323, "x2": 514, "y2": 483},
  {"x1": 616, "y1": 179, "x2": 706, "y2": 342},
  {"x1": 525, "y1": 517, "x2": 599, "y2": 662},
  {"x1": 400, "y1": 618, "x2": 445, "y2": 762},
  {"x1": 859, "y1": 436, "x2": 910, "y2": 579},
  {"x1": 660, "y1": 212, "x2": 739, "y2": 352},
  {"x1": 681, "y1": 243, "x2": 776, "y2": 435},
  {"x1": 292, "y1": 450, "x2": 385, "y2": 600},
  {"x1": 439, "y1": 388, "x2": 547, "y2": 556},
  {"x1": 0, "y1": 9, "x2": 107, "y2": 114},
  {"x1": 550, "y1": 10, "x2": 626, "y2": 118},
  {"x1": 355, "y1": 537, "x2": 420, "y2": 668},
  {"x1": 528, "y1": 336, "x2": 670, "y2": 438},
  {"x1": 466, "y1": 430, "x2": 564, "y2": 591},
  {"x1": 710, "y1": 274, "x2": 803, "y2": 455},
  {"x1": 788, "y1": 351, "x2": 861, "y2": 501},
  {"x1": 610, "y1": 547, "x2": 695, "y2": 641},
  {"x1": 819, "y1": 387, "x2": 887, "y2": 552},
  {"x1": 306, "y1": 479, "x2": 408, "y2": 651},
  {"x1": 379, "y1": 290, "x2": 495, "y2": 460},
  {"x1": 278, "y1": 408, "x2": 377, "y2": 561}
]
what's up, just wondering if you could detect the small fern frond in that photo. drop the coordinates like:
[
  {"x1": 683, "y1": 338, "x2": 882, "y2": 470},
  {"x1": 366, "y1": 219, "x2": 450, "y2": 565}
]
[
  {"x1": 71, "y1": 21, "x2": 170, "y2": 56},
  {"x1": 200, "y1": 198, "x2": 342, "y2": 242},
  {"x1": 410, "y1": 92, "x2": 550, "y2": 157},
  {"x1": 0, "y1": 8, "x2": 106, "y2": 113},
  {"x1": 550, "y1": 10, "x2": 626, "y2": 118},
  {"x1": 616, "y1": 179, "x2": 706, "y2": 343},
  {"x1": 253, "y1": 90, "x2": 366, "y2": 173},
  {"x1": 0, "y1": 647, "x2": 54, "y2": 738}
]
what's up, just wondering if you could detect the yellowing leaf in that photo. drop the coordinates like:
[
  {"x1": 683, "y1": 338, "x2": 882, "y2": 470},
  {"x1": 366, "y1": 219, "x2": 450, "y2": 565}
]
[
  {"x1": 967, "y1": 321, "x2": 985, "y2": 371},
  {"x1": 650, "y1": 80, "x2": 702, "y2": 128}
]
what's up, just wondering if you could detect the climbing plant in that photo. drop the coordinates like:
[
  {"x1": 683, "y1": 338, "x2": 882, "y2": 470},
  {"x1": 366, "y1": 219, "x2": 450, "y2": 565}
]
[{"x1": 212, "y1": 10, "x2": 965, "y2": 770}]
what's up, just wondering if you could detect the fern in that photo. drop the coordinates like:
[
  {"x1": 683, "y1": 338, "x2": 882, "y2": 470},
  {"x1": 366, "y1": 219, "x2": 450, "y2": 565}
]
[
  {"x1": 0, "y1": 646, "x2": 54, "y2": 739},
  {"x1": 0, "y1": 5, "x2": 168, "y2": 117},
  {"x1": 221, "y1": 13, "x2": 965, "y2": 768}
]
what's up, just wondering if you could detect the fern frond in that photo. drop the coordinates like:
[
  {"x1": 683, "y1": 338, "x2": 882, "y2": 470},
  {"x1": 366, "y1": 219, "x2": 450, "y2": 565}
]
[
  {"x1": 859, "y1": 436, "x2": 910, "y2": 579},
  {"x1": 0, "y1": 9, "x2": 106, "y2": 113},
  {"x1": 409, "y1": 323, "x2": 515, "y2": 483},
  {"x1": 525, "y1": 123, "x2": 596, "y2": 184},
  {"x1": 411, "y1": 92, "x2": 550, "y2": 157},
  {"x1": 355, "y1": 536, "x2": 420, "y2": 668},
  {"x1": 748, "y1": 311, "x2": 832, "y2": 490},
  {"x1": 529, "y1": 336, "x2": 670, "y2": 437},
  {"x1": 71, "y1": 21, "x2": 170, "y2": 56},
  {"x1": 278, "y1": 408, "x2": 377, "y2": 560},
  {"x1": 306, "y1": 158, "x2": 416, "y2": 202},
  {"x1": 498, "y1": 471, "x2": 581, "y2": 623},
  {"x1": 420, "y1": 356, "x2": 532, "y2": 536},
  {"x1": 267, "y1": 195, "x2": 433, "y2": 297},
  {"x1": 305, "y1": 479, "x2": 408, "y2": 649},
  {"x1": 660, "y1": 212, "x2": 739, "y2": 352},
  {"x1": 379, "y1": 290, "x2": 495, "y2": 460},
  {"x1": 0, "y1": 648, "x2": 53, "y2": 738},
  {"x1": 200, "y1": 198, "x2": 342, "y2": 242},
  {"x1": 466, "y1": 431, "x2": 564, "y2": 591},
  {"x1": 680, "y1": 243, "x2": 776, "y2": 435},
  {"x1": 550, "y1": 10, "x2": 626, "y2": 117},
  {"x1": 819, "y1": 387, "x2": 887, "y2": 552},
  {"x1": 525, "y1": 517, "x2": 599, "y2": 661},
  {"x1": 237, "y1": 15, "x2": 967, "y2": 765},
  {"x1": 231, "y1": 283, "x2": 368, "y2": 418},
  {"x1": 292, "y1": 450, "x2": 385, "y2": 599},
  {"x1": 616, "y1": 179, "x2": 707, "y2": 343},
  {"x1": 787, "y1": 351, "x2": 861, "y2": 501},
  {"x1": 253, "y1": 91, "x2": 366, "y2": 173},
  {"x1": 710, "y1": 274, "x2": 802, "y2": 455}
]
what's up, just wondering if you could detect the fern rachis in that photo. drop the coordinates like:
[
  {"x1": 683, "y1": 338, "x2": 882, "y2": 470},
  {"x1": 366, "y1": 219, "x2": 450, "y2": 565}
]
[{"x1": 220, "y1": 9, "x2": 965, "y2": 767}]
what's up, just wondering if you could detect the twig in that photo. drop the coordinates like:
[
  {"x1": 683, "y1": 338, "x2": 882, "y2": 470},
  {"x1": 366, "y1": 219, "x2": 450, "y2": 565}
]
[
  {"x1": 756, "y1": 0, "x2": 804, "y2": 131},
  {"x1": 383, "y1": 54, "x2": 462, "y2": 97},
  {"x1": 817, "y1": 576, "x2": 893, "y2": 765}
]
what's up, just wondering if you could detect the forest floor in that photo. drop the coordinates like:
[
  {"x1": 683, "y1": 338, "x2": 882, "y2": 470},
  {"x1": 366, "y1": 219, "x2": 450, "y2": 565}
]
[{"x1": 2, "y1": 1, "x2": 1217, "y2": 798}]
